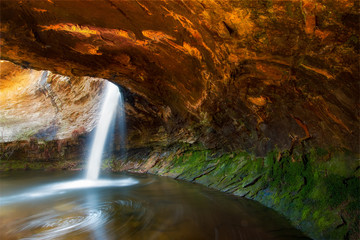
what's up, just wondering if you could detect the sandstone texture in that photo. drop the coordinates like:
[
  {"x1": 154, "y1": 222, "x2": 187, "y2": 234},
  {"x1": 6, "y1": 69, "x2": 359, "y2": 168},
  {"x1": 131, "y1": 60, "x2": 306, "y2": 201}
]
[
  {"x1": 0, "y1": 61, "x2": 105, "y2": 142},
  {"x1": 0, "y1": 1, "x2": 359, "y2": 239},
  {"x1": 0, "y1": 0, "x2": 358, "y2": 154}
]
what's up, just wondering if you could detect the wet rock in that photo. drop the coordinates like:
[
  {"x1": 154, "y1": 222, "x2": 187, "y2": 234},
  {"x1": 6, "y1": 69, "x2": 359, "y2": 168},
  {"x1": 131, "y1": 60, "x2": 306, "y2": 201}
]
[{"x1": 0, "y1": 0, "x2": 358, "y2": 154}]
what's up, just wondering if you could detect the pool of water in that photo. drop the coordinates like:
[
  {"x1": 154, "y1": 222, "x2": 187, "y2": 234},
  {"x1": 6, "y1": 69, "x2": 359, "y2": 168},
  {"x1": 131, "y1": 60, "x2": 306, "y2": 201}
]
[{"x1": 0, "y1": 171, "x2": 310, "y2": 240}]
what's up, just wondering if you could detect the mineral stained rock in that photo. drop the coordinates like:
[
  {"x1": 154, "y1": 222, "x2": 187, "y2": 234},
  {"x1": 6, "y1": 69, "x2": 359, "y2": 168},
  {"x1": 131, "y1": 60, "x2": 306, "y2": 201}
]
[
  {"x1": 0, "y1": 60, "x2": 104, "y2": 142},
  {"x1": 0, "y1": 0, "x2": 359, "y2": 154},
  {"x1": 1, "y1": 1, "x2": 359, "y2": 239}
]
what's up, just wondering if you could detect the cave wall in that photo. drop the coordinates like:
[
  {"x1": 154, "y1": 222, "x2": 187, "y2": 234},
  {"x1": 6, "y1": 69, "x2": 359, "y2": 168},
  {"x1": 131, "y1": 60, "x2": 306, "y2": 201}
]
[
  {"x1": 0, "y1": 1, "x2": 359, "y2": 239},
  {"x1": 0, "y1": 60, "x2": 172, "y2": 164},
  {"x1": 114, "y1": 145, "x2": 360, "y2": 240},
  {"x1": 0, "y1": 0, "x2": 359, "y2": 155}
]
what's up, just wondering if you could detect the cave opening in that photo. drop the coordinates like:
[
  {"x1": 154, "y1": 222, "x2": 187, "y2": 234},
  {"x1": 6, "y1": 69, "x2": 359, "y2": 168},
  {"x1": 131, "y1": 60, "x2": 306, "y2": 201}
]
[
  {"x1": 0, "y1": 0, "x2": 359, "y2": 239},
  {"x1": 0, "y1": 61, "x2": 312, "y2": 240}
]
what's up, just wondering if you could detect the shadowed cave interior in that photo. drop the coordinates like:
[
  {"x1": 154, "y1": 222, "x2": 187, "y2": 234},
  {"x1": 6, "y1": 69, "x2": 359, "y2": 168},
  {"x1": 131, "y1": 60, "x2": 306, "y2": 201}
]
[{"x1": 0, "y1": 1, "x2": 359, "y2": 239}]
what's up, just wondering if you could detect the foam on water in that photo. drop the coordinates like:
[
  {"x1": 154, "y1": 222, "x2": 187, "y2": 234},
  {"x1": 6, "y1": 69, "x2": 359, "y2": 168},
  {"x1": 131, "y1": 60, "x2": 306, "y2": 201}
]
[
  {"x1": 0, "y1": 81, "x2": 133, "y2": 207},
  {"x1": 0, "y1": 178, "x2": 139, "y2": 206}
]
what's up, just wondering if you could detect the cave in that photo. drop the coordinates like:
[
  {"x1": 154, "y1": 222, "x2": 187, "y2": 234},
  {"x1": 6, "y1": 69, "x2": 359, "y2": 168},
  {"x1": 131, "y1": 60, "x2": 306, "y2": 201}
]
[{"x1": 0, "y1": 0, "x2": 359, "y2": 239}]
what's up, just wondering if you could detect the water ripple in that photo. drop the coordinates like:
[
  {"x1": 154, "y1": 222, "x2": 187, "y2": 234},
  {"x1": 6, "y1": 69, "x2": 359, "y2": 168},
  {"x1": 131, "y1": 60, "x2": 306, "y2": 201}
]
[
  {"x1": 19, "y1": 209, "x2": 104, "y2": 240},
  {"x1": 5, "y1": 196, "x2": 152, "y2": 240},
  {"x1": 0, "y1": 173, "x2": 311, "y2": 240},
  {"x1": 0, "y1": 178, "x2": 139, "y2": 206}
]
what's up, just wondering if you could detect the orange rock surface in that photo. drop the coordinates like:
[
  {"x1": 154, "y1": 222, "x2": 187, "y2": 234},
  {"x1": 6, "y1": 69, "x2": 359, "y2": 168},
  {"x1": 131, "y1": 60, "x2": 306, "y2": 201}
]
[{"x1": 0, "y1": 0, "x2": 358, "y2": 154}]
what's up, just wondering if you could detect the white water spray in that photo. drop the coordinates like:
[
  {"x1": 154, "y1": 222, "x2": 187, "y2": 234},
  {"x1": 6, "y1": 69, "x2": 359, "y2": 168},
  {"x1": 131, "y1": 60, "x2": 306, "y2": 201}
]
[
  {"x1": 0, "y1": 81, "x2": 138, "y2": 240},
  {"x1": 86, "y1": 82, "x2": 120, "y2": 180},
  {"x1": 117, "y1": 89, "x2": 127, "y2": 159}
]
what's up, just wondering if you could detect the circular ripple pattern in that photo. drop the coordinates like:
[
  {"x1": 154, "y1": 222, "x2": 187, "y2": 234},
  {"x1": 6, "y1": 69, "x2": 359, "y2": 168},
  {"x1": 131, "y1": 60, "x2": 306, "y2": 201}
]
[
  {"x1": 0, "y1": 172, "x2": 311, "y2": 240},
  {"x1": 10, "y1": 198, "x2": 152, "y2": 240}
]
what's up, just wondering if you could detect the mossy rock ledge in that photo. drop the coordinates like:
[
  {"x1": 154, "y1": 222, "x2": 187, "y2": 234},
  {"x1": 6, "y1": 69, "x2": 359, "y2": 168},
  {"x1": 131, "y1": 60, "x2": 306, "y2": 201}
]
[
  {"x1": 110, "y1": 145, "x2": 359, "y2": 240},
  {"x1": 1, "y1": 143, "x2": 359, "y2": 240}
]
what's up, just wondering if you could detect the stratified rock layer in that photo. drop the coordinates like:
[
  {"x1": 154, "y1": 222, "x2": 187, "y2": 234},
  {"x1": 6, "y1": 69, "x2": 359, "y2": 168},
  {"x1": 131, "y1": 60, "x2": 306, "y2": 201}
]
[
  {"x1": 0, "y1": 61, "x2": 104, "y2": 142},
  {"x1": 0, "y1": 0, "x2": 358, "y2": 154},
  {"x1": 0, "y1": 1, "x2": 359, "y2": 240},
  {"x1": 115, "y1": 145, "x2": 360, "y2": 240}
]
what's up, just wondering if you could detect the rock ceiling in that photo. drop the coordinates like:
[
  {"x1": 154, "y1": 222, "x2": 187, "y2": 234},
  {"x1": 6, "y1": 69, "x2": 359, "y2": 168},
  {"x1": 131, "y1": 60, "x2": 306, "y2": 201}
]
[{"x1": 0, "y1": 0, "x2": 359, "y2": 154}]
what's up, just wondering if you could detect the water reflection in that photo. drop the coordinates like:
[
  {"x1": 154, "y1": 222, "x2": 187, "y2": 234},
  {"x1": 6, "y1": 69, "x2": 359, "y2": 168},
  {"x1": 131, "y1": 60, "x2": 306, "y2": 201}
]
[
  {"x1": 87, "y1": 192, "x2": 108, "y2": 240},
  {"x1": 0, "y1": 171, "x2": 311, "y2": 240},
  {"x1": 0, "y1": 178, "x2": 138, "y2": 206}
]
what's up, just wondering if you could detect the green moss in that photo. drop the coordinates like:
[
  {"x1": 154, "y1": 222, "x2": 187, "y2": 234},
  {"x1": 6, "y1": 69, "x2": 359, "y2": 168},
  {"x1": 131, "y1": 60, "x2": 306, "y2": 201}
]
[
  {"x1": 324, "y1": 174, "x2": 347, "y2": 208},
  {"x1": 0, "y1": 159, "x2": 83, "y2": 171},
  {"x1": 301, "y1": 206, "x2": 311, "y2": 220},
  {"x1": 150, "y1": 146, "x2": 359, "y2": 240},
  {"x1": 0, "y1": 160, "x2": 43, "y2": 170},
  {"x1": 347, "y1": 177, "x2": 360, "y2": 199}
]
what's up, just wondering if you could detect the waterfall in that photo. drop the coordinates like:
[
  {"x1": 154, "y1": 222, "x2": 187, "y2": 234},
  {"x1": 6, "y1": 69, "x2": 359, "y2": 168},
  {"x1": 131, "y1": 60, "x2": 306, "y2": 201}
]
[
  {"x1": 117, "y1": 89, "x2": 127, "y2": 159},
  {"x1": 86, "y1": 81, "x2": 120, "y2": 180}
]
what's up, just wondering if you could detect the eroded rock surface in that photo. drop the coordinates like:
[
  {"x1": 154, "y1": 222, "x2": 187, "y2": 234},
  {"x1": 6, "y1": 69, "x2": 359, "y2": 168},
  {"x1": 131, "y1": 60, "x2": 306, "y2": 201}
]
[
  {"x1": 0, "y1": 61, "x2": 105, "y2": 142},
  {"x1": 0, "y1": 0, "x2": 358, "y2": 154},
  {"x1": 0, "y1": 1, "x2": 359, "y2": 239}
]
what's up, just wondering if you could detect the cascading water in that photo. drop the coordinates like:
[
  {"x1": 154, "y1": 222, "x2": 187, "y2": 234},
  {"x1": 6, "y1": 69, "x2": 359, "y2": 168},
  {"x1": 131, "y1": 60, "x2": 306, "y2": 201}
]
[
  {"x1": 0, "y1": 80, "x2": 139, "y2": 239},
  {"x1": 117, "y1": 89, "x2": 127, "y2": 160},
  {"x1": 0, "y1": 82, "x2": 309, "y2": 240},
  {"x1": 0, "y1": 80, "x2": 137, "y2": 207},
  {"x1": 86, "y1": 81, "x2": 120, "y2": 180}
]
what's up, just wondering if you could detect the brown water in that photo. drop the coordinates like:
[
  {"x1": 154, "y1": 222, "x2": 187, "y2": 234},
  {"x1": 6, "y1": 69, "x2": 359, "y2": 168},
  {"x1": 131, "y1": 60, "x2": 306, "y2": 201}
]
[{"x1": 0, "y1": 171, "x2": 310, "y2": 240}]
